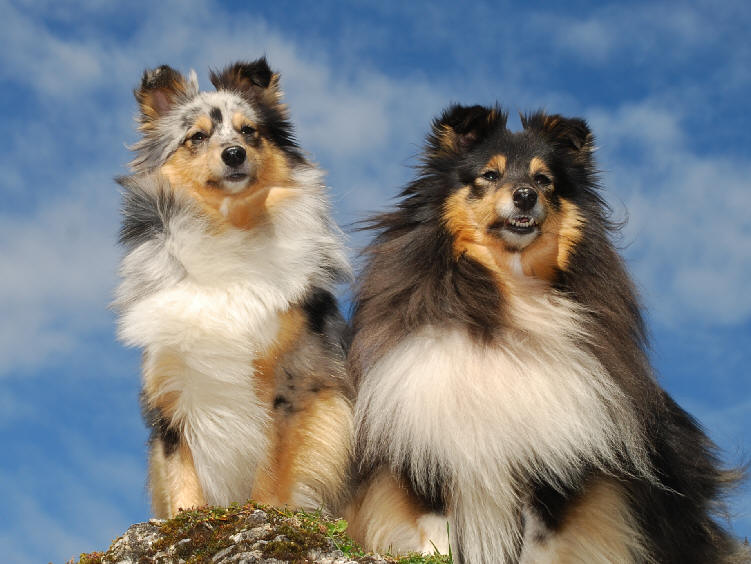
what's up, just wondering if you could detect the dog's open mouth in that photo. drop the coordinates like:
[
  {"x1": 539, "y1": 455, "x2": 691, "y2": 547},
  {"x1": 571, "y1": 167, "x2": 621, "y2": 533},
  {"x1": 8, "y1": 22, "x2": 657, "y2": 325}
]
[
  {"x1": 490, "y1": 216, "x2": 540, "y2": 236},
  {"x1": 224, "y1": 173, "x2": 249, "y2": 182},
  {"x1": 506, "y1": 216, "x2": 538, "y2": 234},
  {"x1": 208, "y1": 172, "x2": 252, "y2": 194}
]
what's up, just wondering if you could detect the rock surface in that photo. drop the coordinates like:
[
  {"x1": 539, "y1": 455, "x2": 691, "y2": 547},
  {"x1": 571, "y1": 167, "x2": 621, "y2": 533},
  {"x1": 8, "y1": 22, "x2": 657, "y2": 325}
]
[{"x1": 73, "y1": 503, "x2": 413, "y2": 564}]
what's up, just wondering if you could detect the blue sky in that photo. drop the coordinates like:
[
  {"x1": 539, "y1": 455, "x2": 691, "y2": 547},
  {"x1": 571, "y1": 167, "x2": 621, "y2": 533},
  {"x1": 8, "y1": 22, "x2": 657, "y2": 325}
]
[{"x1": 0, "y1": 1, "x2": 749, "y2": 561}]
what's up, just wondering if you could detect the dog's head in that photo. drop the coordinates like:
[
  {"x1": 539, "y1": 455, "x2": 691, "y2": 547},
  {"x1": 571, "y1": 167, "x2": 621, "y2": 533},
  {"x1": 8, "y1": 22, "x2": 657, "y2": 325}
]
[
  {"x1": 130, "y1": 58, "x2": 300, "y2": 200},
  {"x1": 426, "y1": 104, "x2": 596, "y2": 280}
]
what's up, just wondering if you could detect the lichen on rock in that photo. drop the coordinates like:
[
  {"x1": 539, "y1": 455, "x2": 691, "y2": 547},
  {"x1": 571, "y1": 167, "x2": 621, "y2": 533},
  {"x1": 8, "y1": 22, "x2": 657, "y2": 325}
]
[{"x1": 72, "y1": 502, "x2": 448, "y2": 564}]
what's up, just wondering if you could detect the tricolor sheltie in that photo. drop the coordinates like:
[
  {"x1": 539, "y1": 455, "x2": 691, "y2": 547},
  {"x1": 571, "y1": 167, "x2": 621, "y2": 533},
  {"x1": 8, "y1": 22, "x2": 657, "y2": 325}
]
[
  {"x1": 347, "y1": 105, "x2": 747, "y2": 563},
  {"x1": 114, "y1": 58, "x2": 353, "y2": 518}
]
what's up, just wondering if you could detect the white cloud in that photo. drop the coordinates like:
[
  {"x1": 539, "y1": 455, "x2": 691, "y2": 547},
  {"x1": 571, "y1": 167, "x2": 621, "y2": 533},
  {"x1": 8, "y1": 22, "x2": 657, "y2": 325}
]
[
  {"x1": 0, "y1": 1, "x2": 107, "y2": 100},
  {"x1": 535, "y1": 3, "x2": 713, "y2": 64},
  {"x1": 0, "y1": 0, "x2": 449, "y2": 376},
  {"x1": 0, "y1": 172, "x2": 120, "y2": 376},
  {"x1": 552, "y1": 19, "x2": 618, "y2": 62},
  {"x1": 588, "y1": 102, "x2": 751, "y2": 326}
]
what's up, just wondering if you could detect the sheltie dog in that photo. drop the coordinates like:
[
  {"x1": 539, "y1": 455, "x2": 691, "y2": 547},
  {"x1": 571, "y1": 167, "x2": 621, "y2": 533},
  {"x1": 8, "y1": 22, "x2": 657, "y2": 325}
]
[
  {"x1": 347, "y1": 105, "x2": 746, "y2": 563},
  {"x1": 114, "y1": 58, "x2": 353, "y2": 518}
]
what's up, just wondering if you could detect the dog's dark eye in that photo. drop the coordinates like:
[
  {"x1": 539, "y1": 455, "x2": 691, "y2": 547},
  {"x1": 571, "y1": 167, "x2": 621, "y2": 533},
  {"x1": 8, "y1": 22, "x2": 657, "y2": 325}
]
[
  {"x1": 189, "y1": 131, "x2": 207, "y2": 143},
  {"x1": 240, "y1": 125, "x2": 256, "y2": 136},
  {"x1": 481, "y1": 170, "x2": 499, "y2": 181},
  {"x1": 534, "y1": 173, "x2": 552, "y2": 187}
]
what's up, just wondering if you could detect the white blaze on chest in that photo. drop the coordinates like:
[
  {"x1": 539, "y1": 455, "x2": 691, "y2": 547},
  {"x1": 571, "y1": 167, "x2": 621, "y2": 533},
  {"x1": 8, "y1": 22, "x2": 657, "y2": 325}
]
[
  {"x1": 355, "y1": 291, "x2": 647, "y2": 560},
  {"x1": 130, "y1": 279, "x2": 283, "y2": 506},
  {"x1": 116, "y1": 169, "x2": 350, "y2": 506},
  {"x1": 357, "y1": 292, "x2": 631, "y2": 476},
  {"x1": 120, "y1": 227, "x2": 312, "y2": 505}
]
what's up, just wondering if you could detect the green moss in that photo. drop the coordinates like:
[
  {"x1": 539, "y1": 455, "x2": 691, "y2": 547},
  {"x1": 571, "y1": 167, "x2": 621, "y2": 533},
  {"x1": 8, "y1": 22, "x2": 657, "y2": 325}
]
[
  {"x1": 258, "y1": 508, "x2": 370, "y2": 561},
  {"x1": 260, "y1": 522, "x2": 327, "y2": 560},
  {"x1": 148, "y1": 502, "x2": 370, "y2": 563},
  {"x1": 73, "y1": 501, "x2": 452, "y2": 563},
  {"x1": 152, "y1": 503, "x2": 252, "y2": 563},
  {"x1": 76, "y1": 552, "x2": 103, "y2": 564}
]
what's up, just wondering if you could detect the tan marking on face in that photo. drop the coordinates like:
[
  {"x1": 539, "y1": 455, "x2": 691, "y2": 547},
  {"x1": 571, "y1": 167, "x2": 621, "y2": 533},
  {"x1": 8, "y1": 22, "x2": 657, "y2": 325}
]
[
  {"x1": 514, "y1": 200, "x2": 581, "y2": 280},
  {"x1": 444, "y1": 186, "x2": 583, "y2": 283},
  {"x1": 442, "y1": 186, "x2": 512, "y2": 275},
  {"x1": 529, "y1": 156, "x2": 552, "y2": 177},
  {"x1": 232, "y1": 112, "x2": 256, "y2": 132},
  {"x1": 218, "y1": 139, "x2": 295, "y2": 230},
  {"x1": 554, "y1": 200, "x2": 584, "y2": 270},
  {"x1": 160, "y1": 148, "x2": 220, "y2": 221},
  {"x1": 188, "y1": 115, "x2": 213, "y2": 138},
  {"x1": 515, "y1": 223, "x2": 559, "y2": 280},
  {"x1": 160, "y1": 133, "x2": 296, "y2": 231},
  {"x1": 516, "y1": 199, "x2": 583, "y2": 279},
  {"x1": 484, "y1": 154, "x2": 507, "y2": 176}
]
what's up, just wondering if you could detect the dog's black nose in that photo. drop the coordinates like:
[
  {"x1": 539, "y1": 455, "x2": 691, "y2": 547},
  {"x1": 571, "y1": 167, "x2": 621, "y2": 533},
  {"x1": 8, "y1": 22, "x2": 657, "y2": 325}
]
[
  {"x1": 513, "y1": 187, "x2": 537, "y2": 211},
  {"x1": 222, "y1": 146, "x2": 246, "y2": 167}
]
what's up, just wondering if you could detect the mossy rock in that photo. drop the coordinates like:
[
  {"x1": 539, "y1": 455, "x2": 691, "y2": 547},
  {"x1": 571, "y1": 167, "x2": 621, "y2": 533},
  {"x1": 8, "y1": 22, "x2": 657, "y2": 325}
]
[{"x1": 74, "y1": 501, "x2": 451, "y2": 564}]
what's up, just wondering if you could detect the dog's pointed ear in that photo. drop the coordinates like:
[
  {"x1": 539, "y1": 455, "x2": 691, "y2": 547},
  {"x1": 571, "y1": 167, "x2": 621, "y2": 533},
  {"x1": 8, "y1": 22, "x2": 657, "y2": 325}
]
[
  {"x1": 135, "y1": 66, "x2": 197, "y2": 130},
  {"x1": 210, "y1": 57, "x2": 283, "y2": 109},
  {"x1": 429, "y1": 105, "x2": 506, "y2": 156},
  {"x1": 522, "y1": 112, "x2": 594, "y2": 162}
]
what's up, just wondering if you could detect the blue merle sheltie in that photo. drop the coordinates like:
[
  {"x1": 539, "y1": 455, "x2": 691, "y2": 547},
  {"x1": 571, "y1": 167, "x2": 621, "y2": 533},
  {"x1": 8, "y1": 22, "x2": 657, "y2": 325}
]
[
  {"x1": 346, "y1": 104, "x2": 747, "y2": 563},
  {"x1": 113, "y1": 58, "x2": 353, "y2": 518}
]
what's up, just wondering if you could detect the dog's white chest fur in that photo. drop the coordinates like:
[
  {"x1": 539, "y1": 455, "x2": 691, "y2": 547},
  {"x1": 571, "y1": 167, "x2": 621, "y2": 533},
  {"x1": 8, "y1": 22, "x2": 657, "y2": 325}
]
[
  {"x1": 116, "y1": 169, "x2": 348, "y2": 507},
  {"x1": 356, "y1": 290, "x2": 645, "y2": 561},
  {"x1": 129, "y1": 280, "x2": 281, "y2": 506}
]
